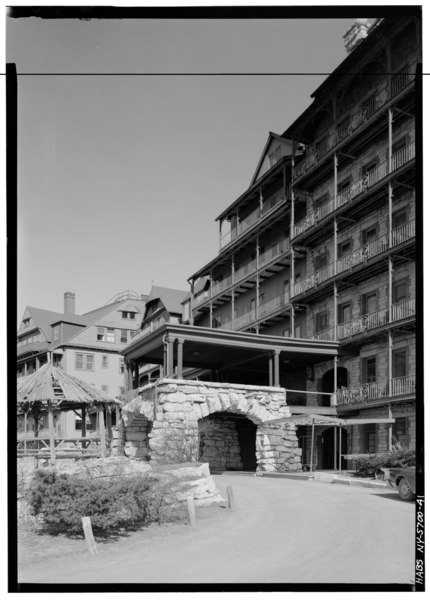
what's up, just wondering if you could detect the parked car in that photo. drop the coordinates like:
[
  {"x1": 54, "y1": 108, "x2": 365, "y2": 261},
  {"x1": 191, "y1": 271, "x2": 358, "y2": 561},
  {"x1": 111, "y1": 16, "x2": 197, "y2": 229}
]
[{"x1": 382, "y1": 467, "x2": 416, "y2": 501}]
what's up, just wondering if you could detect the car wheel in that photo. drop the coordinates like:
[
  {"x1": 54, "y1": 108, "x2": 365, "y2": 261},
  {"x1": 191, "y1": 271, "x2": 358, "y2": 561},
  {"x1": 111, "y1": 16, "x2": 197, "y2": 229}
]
[{"x1": 398, "y1": 477, "x2": 415, "y2": 501}]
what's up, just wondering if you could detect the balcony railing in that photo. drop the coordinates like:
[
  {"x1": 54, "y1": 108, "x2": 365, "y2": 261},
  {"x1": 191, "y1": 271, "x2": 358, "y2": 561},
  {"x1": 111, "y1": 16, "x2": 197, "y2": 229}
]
[
  {"x1": 292, "y1": 66, "x2": 414, "y2": 181},
  {"x1": 194, "y1": 291, "x2": 210, "y2": 307},
  {"x1": 293, "y1": 262, "x2": 336, "y2": 296},
  {"x1": 391, "y1": 298, "x2": 415, "y2": 321},
  {"x1": 337, "y1": 309, "x2": 388, "y2": 339},
  {"x1": 337, "y1": 374, "x2": 416, "y2": 406},
  {"x1": 293, "y1": 141, "x2": 415, "y2": 239},
  {"x1": 212, "y1": 274, "x2": 232, "y2": 297},
  {"x1": 259, "y1": 238, "x2": 290, "y2": 268},
  {"x1": 220, "y1": 191, "x2": 287, "y2": 249}
]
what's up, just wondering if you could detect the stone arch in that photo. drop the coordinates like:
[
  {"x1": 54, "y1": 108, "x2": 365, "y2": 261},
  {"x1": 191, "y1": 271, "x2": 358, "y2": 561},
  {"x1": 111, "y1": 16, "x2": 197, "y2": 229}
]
[
  {"x1": 199, "y1": 390, "x2": 275, "y2": 425},
  {"x1": 198, "y1": 411, "x2": 257, "y2": 472}
]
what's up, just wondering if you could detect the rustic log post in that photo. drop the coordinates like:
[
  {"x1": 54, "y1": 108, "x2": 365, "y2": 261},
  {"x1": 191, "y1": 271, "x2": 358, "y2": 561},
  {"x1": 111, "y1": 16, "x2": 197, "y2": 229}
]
[
  {"x1": 82, "y1": 517, "x2": 98, "y2": 555},
  {"x1": 106, "y1": 409, "x2": 113, "y2": 444},
  {"x1": 227, "y1": 485, "x2": 235, "y2": 509},
  {"x1": 81, "y1": 406, "x2": 87, "y2": 450},
  {"x1": 99, "y1": 407, "x2": 106, "y2": 458},
  {"x1": 48, "y1": 404, "x2": 56, "y2": 465}
]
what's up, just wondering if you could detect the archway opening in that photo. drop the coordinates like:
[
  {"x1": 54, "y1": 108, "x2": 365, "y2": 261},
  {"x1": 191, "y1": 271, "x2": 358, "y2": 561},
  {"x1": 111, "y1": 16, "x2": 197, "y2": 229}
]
[
  {"x1": 198, "y1": 411, "x2": 257, "y2": 472},
  {"x1": 320, "y1": 427, "x2": 348, "y2": 470},
  {"x1": 321, "y1": 367, "x2": 348, "y2": 406}
]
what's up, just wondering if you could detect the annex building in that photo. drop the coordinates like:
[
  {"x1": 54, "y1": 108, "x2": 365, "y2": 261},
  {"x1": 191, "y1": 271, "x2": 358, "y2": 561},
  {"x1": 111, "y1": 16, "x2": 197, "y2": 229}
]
[{"x1": 122, "y1": 16, "x2": 420, "y2": 472}]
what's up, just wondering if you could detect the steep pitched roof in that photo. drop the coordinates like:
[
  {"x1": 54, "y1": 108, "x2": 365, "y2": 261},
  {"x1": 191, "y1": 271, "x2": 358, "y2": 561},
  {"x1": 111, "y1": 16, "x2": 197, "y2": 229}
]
[
  {"x1": 22, "y1": 307, "x2": 87, "y2": 342},
  {"x1": 146, "y1": 286, "x2": 188, "y2": 315},
  {"x1": 249, "y1": 132, "x2": 292, "y2": 186}
]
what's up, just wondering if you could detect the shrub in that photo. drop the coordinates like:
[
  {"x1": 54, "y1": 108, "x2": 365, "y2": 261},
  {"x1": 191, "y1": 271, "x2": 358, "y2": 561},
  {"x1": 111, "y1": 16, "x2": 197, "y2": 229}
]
[
  {"x1": 355, "y1": 444, "x2": 416, "y2": 478},
  {"x1": 26, "y1": 469, "x2": 164, "y2": 536}
]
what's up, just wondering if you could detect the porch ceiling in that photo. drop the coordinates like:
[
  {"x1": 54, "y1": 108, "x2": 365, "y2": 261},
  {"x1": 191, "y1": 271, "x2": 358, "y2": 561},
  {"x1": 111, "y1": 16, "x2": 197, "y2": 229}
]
[{"x1": 123, "y1": 323, "x2": 338, "y2": 374}]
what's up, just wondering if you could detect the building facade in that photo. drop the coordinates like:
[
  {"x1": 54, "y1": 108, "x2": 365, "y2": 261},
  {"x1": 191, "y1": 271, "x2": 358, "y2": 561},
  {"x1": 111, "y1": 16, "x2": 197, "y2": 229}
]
[
  {"x1": 17, "y1": 290, "x2": 147, "y2": 438},
  {"x1": 182, "y1": 17, "x2": 420, "y2": 469}
]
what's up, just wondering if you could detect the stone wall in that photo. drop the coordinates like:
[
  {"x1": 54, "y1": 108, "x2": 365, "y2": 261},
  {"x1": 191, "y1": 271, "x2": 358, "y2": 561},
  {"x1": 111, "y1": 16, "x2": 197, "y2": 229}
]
[{"x1": 122, "y1": 379, "x2": 302, "y2": 473}]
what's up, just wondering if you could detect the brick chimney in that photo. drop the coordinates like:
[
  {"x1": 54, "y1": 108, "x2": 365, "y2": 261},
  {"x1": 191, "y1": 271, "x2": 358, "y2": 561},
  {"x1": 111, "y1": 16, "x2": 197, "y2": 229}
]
[
  {"x1": 64, "y1": 291, "x2": 76, "y2": 314},
  {"x1": 343, "y1": 18, "x2": 371, "y2": 54}
]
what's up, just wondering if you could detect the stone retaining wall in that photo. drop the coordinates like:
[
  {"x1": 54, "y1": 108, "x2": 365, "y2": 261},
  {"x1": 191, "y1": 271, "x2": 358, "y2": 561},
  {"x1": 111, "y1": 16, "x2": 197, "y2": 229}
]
[{"x1": 122, "y1": 379, "x2": 302, "y2": 472}]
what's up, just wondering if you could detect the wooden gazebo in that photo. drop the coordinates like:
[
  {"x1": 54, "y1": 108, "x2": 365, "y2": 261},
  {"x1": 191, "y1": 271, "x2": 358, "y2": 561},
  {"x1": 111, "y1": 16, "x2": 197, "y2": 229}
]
[{"x1": 17, "y1": 363, "x2": 122, "y2": 463}]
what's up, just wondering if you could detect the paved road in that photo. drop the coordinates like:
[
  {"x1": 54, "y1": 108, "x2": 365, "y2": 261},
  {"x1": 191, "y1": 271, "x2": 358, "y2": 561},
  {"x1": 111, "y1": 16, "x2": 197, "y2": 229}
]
[{"x1": 19, "y1": 474, "x2": 415, "y2": 585}]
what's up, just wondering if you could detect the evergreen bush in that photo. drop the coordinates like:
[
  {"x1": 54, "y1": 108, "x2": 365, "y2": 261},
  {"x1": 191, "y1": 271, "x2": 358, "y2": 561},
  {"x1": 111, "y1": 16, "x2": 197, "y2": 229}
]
[
  {"x1": 26, "y1": 469, "x2": 165, "y2": 536},
  {"x1": 354, "y1": 443, "x2": 416, "y2": 478}
]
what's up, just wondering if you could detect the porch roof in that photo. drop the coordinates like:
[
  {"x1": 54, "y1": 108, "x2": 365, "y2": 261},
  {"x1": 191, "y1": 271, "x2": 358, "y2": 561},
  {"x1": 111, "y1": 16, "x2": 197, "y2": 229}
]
[{"x1": 122, "y1": 323, "x2": 338, "y2": 378}]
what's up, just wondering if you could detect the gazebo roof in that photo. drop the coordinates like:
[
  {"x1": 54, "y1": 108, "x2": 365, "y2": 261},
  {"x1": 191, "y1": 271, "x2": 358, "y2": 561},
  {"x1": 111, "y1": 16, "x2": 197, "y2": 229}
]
[{"x1": 17, "y1": 363, "x2": 121, "y2": 413}]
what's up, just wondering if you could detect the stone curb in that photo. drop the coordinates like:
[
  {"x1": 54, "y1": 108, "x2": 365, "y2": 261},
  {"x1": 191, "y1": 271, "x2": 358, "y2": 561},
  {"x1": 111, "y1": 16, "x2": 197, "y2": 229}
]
[{"x1": 258, "y1": 471, "x2": 387, "y2": 488}]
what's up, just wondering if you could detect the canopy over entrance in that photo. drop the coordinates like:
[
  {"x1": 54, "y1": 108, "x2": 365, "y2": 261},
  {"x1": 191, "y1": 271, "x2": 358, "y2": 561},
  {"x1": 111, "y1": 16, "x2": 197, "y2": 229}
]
[{"x1": 122, "y1": 323, "x2": 339, "y2": 388}]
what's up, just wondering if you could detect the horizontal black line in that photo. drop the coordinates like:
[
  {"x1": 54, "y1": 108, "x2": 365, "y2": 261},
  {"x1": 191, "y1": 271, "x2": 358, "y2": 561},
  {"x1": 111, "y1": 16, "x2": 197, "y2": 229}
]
[{"x1": 2, "y1": 72, "x2": 428, "y2": 77}]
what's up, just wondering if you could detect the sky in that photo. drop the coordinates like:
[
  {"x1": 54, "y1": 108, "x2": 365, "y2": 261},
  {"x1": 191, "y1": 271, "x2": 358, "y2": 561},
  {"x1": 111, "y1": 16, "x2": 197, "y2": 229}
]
[{"x1": 5, "y1": 11, "x2": 405, "y2": 319}]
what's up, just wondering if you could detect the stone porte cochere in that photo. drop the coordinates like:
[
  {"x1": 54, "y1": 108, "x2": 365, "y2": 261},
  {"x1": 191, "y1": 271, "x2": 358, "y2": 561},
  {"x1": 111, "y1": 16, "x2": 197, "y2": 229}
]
[{"x1": 119, "y1": 379, "x2": 302, "y2": 473}]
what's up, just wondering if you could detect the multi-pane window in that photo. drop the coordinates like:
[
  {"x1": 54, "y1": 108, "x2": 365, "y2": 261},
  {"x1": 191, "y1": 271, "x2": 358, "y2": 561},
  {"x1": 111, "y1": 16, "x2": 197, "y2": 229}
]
[
  {"x1": 23, "y1": 318, "x2": 30, "y2": 328},
  {"x1": 119, "y1": 358, "x2": 125, "y2": 374},
  {"x1": 361, "y1": 291, "x2": 377, "y2": 314},
  {"x1": 52, "y1": 325, "x2": 60, "y2": 342},
  {"x1": 362, "y1": 357, "x2": 377, "y2": 383},
  {"x1": 75, "y1": 353, "x2": 94, "y2": 371},
  {"x1": 120, "y1": 329, "x2": 128, "y2": 343},
  {"x1": 295, "y1": 323, "x2": 302, "y2": 338},
  {"x1": 106, "y1": 328, "x2": 115, "y2": 343},
  {"x1": 97, "y1": 327, "x2": 105, "y2": 341},
  {"x1": 122, "y1": 311, "x2": 136, "y2": 320},
  {"x1": 268, "y1": 145, "x2": 281, "y2": 167},
  {"x1": 102, "y1": 355, "x2": 109, "y2": 369},
  {"x1": 365, "y1": 426, "x2": 376, "y2": 453}
]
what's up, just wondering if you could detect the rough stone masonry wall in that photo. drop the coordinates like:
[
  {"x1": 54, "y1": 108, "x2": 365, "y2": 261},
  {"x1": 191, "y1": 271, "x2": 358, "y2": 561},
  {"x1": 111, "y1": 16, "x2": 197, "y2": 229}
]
[{"x1": 122, "y1": 379, "x2": 302, "y2": 472}]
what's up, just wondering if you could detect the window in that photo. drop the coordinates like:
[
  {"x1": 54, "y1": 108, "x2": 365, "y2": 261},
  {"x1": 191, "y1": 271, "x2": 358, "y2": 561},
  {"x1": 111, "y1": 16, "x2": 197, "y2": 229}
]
[
  {"x1": 52, "y1": 325, "x2": 60, "y2": 342},
  {"x1": 23, "y1": 318, "x2": 30, "y2": 329},
  {"x1": 122, "y1": 311, "x2": 136, "y2": 320},
  {"x1": 120, "y1": 329, "x2": 128, "y2": 343},
  {"x1": 269, "y1": 145, "x2": 281, "y2": 167},
  {"x1": 102, "y1": 355, "x2": 109, "y2": 369},
  {"x1": 338, "y1": 302, "x2": 351, "y2": 324},
  {"x1": 315, "y1": 311, "x2": 328, "y2": 333},
  {"x1": 338, "y1": 239, "x2": 352, "y2": 258},
  {"x1": 250, "y1": 298, "x2": 256, "y2": 317},
  {"x1": 361, "y1": 159, "x2": 378, "y2": 176},
  {"x1": 212, "y1": 316, "x2": 222, "y2": 329},
  {"x1": 75, "y1": 353, "x2": 94, "y2": 371},
  {"x1": 392, "y1": 137, "x2": 406, "y2": 155},
  {"x1": 295, "y1": 323, "x2": 302, "y2": 338},
  {"x1": 337, "y1": 178, "x2": 351, "y2": 193},
  {"x1": 314, "y1": 193, "x2": 329, "y2": 210},
  {"x1": 75, "y1": 415, "x2": 94, "y2": 431},
  {"x1": 392, "y1": 210, "x2": 407, "y2": 229},
  {"x1": 119, "y1": 359, "x2": 125, "y2": 374},
  {"x1": 393, "y1": 280, "x2": 408, "y2": 304},
  {"x1": 106, "y1": 328, "x2": 115, "y2": 343},
  {"x1": 393, "y1": 417, "x2": 408, "y2": 444},
  {"x1": 365, "y1": 425, "x2": 376, "y2": 453},
  {"x1": 361, "y1": 226, "x2": 378, "y2": 244},
  {"x1": 283, "y1": 280, "x2": 290, "y2": 303},
  {"x1": 362, "y1": 357, "x2": 376, "y2": 383},
  {"x1": 259, "y1": 293, "x2": 265, "y2": 307},
  {"x1": 393, "y1": 349, "x2": 407, "y2": 378},
  {"x1": 97, "y1": 327, "x2": 105, "y2": 341},
  {"x1": 315, "y1": 252, "x2": 328, "y2": 270},
  {"x1": 361, "y1": 291, "x2": 377, "y2": 314}
]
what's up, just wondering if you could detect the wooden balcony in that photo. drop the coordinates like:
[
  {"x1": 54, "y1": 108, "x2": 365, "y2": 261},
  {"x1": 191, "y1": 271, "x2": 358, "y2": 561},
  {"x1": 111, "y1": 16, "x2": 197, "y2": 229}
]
[{"x1": 293, "y1": 141, "x2": 415, "y2": 239}]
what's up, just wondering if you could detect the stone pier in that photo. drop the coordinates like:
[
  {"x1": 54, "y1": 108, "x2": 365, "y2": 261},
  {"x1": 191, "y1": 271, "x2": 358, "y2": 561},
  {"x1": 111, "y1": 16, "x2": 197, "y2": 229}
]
[{"x1": 121, "y1": 379, "x2": 302, "y2": 473}]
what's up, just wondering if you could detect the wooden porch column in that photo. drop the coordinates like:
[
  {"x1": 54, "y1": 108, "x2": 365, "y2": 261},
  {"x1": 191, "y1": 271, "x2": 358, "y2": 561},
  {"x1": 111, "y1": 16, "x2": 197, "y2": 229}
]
[
  {"x1": 48, "y1": 404, "x2": 56, "y2": 465},
  {"x1": 133, "y1": 360, "x2": 140, "y2": 388},
  {"x1": 387, "y1": 404, "x2": 393, "y2": 451},
  {"x1": 190, "y1": 279, "x2": 195, "y2": 326},
  {"x1": 99, "y1": 407, "x2": 106, "y2": 458},
  {"x1": 177, "y1": 338, "x2": 184, "y2": 379},
  {"x1": 273, "y1": 350, "x2": 280, "y2": 387},
  {"x1": 81, "y1": 406, "x2": 87, "y2": 449},
  {"x1": 268, "y1": 355, "x2": 273, "y2": 387},
  {"x1": 125, "y1": 359, "x2": 133, "y2": 391},
  {"x1": 106, "y1": 410, "x2": 113, "y2": 441},
  {"x1": 168, "y1": 338, "x2": 174, "y2": 377}
]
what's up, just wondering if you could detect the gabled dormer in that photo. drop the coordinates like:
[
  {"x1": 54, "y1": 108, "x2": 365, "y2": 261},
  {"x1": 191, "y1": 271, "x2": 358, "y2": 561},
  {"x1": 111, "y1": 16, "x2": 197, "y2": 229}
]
[{"x1": 250, "y1": 132, "x2": 293, "y2": 185}]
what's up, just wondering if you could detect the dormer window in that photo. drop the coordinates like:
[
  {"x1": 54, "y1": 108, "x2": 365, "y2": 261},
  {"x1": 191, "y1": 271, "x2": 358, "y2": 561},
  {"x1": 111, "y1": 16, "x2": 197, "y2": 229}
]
[
  {"x1": 23, "y1": 318, "x2": 30, "y2": 329},
  {"x1": 122, "y1": 311, "x2": 136, "y2": 320}
]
